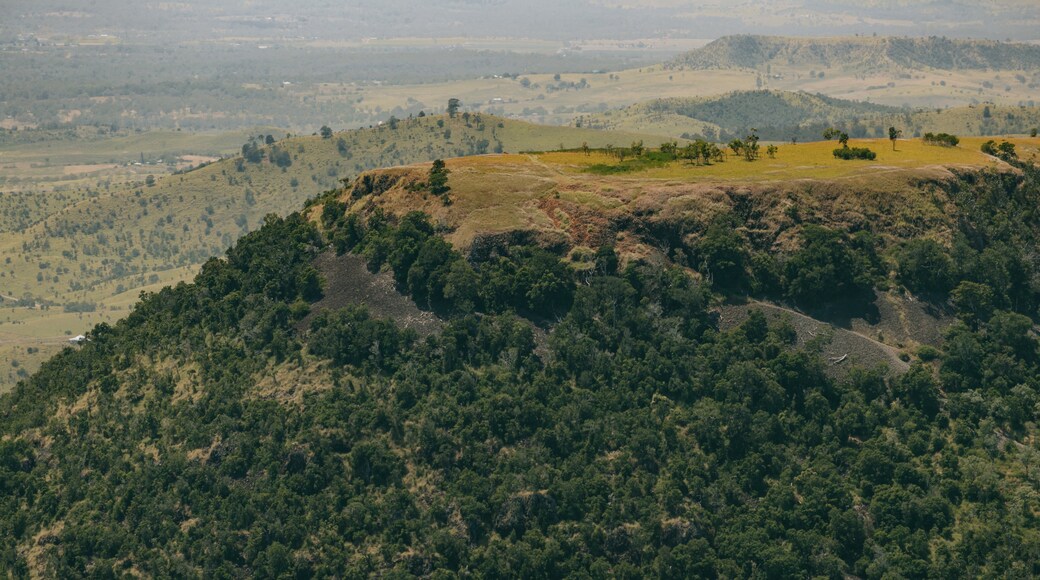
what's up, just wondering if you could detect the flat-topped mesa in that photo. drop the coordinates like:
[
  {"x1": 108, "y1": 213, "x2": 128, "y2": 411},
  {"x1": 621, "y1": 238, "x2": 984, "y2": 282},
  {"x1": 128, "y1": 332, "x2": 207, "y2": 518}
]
[
  {"x1": 331, "y1": 139, "x2": 1028, "y2": 266},
  {"x1": 672, "y1": 35, "x2": 1040, "y2": 72}
]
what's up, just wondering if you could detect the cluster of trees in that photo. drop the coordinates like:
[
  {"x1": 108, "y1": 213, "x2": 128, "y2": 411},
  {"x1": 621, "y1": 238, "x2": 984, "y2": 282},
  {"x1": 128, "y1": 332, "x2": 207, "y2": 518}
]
[
  {"x1": 240, "y1": 135, "x2": 293, "y2": 168},
  {"x1": 688, "y1": 158, "x2": 1040, "y2": 326},
  {"x1": 321, "y1": 207, "x2": 575, "y2": 319},
  {"x1": 692, "y1": 216, "x2": 881, "y2": 309},
  {"x1": 982, "y1": 139, "x2": 1018, "y2": 162},
  {"x1": 660, "y1": 140, "x2": 726, "y2": 165},
  {"x1": 893, "y1": 162, "x2": 1040, "y2": 326},
  {"x1": 823, "y1": 127, "x2": 850, "y2": 147},
  {"x1": 728, "y1": 129, "x2": 761, "y2": 161},
  {"x1": 595, "y1": 133, "x2": 770, "y2": 172}
]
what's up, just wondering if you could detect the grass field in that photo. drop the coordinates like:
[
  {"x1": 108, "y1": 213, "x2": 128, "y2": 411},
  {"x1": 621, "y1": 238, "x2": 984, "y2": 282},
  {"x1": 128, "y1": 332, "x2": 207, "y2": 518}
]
[{"x1": 546, "y1": 136, "x2": 1037, "y2": 182}]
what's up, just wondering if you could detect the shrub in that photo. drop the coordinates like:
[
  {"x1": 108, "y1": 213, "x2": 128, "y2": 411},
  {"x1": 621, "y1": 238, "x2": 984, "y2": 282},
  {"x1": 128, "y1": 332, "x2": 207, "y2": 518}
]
[
  {"x1": 923, "y1": 132, "x2": 959, "y2": 147},
  {"x1": 833, "y1": 147, "x2": 877, "y2": 160},
  {"x1": 917, "y1": 345, "x2": 941, "y2": 362}
]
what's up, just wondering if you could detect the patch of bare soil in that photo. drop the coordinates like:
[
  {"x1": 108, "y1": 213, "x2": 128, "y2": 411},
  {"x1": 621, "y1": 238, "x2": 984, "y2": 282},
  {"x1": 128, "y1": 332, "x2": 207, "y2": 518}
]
[
  {"x1": 849, "y1": 291, "x2": 954, "y2": 348},
  {"x1": 304, "y1": 251, "x2": 443, "y2": 337},
  {"x1": 717, "y1": 300, "x2": 911, "y2": 378},
  {"x1": 62, "y1": 163, "x2": 118, "y2": 175}
]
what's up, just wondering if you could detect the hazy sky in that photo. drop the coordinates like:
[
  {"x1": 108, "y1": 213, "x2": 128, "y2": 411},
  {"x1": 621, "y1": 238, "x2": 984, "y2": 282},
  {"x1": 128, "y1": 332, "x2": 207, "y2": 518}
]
[{"x1": 4, "y1": 0, "x2": 1039, "y2": 42}]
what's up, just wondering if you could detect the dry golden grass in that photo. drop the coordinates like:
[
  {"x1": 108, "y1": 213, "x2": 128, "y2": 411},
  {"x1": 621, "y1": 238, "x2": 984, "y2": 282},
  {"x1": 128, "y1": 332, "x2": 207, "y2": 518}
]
[
  {"x1": 340, "y1": 135, "x2": 1021, "y2": 272},
  {"x1": 541, "y1": 136, "x2": 1026, "y2": 183}
]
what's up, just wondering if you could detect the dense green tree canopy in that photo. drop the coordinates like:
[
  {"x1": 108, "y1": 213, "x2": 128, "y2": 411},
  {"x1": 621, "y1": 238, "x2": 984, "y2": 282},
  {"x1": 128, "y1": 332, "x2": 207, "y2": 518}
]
[{"x1": 4, "y1": 160, "x2": 1040, "y2": 577}]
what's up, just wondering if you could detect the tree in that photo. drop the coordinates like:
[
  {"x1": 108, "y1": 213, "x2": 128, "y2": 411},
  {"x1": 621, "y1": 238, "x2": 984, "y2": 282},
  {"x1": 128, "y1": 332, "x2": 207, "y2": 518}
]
[
  {"x1": 888, "y1": 127, "x2": 903, "y2": 151},
  {"x1": 742, "y1": 130, "x2": 760, "y2": 161},
  {"x1": 697, "y1": 214, "x2": 750, "y2": 291},
  {"x1": 1032, "y1": 128, "x2": 1038, "y2": 138},
  {"x1": 893, "y1": 365, "x2": 941, "y2": 418},
  {"x1": 447, "y1": 98, "x2": 461, "y2": 118},
  {"x1": 838, "y1": 132, "x2": 850, "y2": 148},
  {"x1": 897, "y1": 239, "x2": 953, "y2": 295},
  {"x1": 766, "y1": 145, "x2": 778, "y2": 159},
  {"x1": 429, "y1": 159, "x2": 451, "y2": 203},
  {"x1": 951, "y1": 281, "x2": 994, "y2": 327},
  {"x1": 997, "y1": 140, "x2": 1018, "y2": 161},
  {"x1": 320, "y1": 125, "x2": 333, "y2": 139}
]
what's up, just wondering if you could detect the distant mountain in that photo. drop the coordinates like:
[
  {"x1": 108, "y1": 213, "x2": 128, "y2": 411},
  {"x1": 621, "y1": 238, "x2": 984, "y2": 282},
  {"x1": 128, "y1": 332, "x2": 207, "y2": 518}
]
[{"x1": 672, "y1": 35, "x2": 1040, "y2": 72}]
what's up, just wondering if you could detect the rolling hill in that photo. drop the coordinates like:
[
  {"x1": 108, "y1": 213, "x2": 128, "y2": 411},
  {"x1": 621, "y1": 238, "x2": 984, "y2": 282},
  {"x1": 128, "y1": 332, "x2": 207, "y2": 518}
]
[
  {"x1": 0, "y1": 115, "x2": 669, "y2": 391},
  {"x1": 577, "y1": 90, "x2": 1040, "y2": 142},
  {"x1": 3, "y1": 137, "x2": 1040, "y2": 575}
]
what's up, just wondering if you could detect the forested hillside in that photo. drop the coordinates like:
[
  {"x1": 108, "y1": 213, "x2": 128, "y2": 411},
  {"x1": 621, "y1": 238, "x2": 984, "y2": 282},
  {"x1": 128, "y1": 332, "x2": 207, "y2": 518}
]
[{"x1": 3, "y1": 144, "x2": 1040, "y2": 575}]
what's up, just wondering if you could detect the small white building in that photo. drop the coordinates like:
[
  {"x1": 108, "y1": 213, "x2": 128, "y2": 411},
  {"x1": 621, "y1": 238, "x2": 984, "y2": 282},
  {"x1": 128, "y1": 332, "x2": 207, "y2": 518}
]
[{"x1": 69, "y1": 335, "x2": 87, "y2": 345}]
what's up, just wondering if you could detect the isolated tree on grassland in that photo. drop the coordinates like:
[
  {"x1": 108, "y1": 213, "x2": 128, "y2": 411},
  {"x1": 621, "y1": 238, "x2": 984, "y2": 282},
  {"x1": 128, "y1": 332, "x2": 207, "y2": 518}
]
[
  {"x1": 320, "y1": 125, "x2": 333, "y2": 139},
  {"x1": 742, "y1": 130, "x2": 760, "y2": 161},
  {"x1": 447, "y1": 98, "x2": 461, "y2": 118},
  {"x1": 888, "y1": 126, "x2": 903, "y2": 150},
  {"x1": 429, "y1": 159, "x2": 451, "y2": 204},
  {"x1": 766, "y1": 144, "x2": 778, "y2": 159}
]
